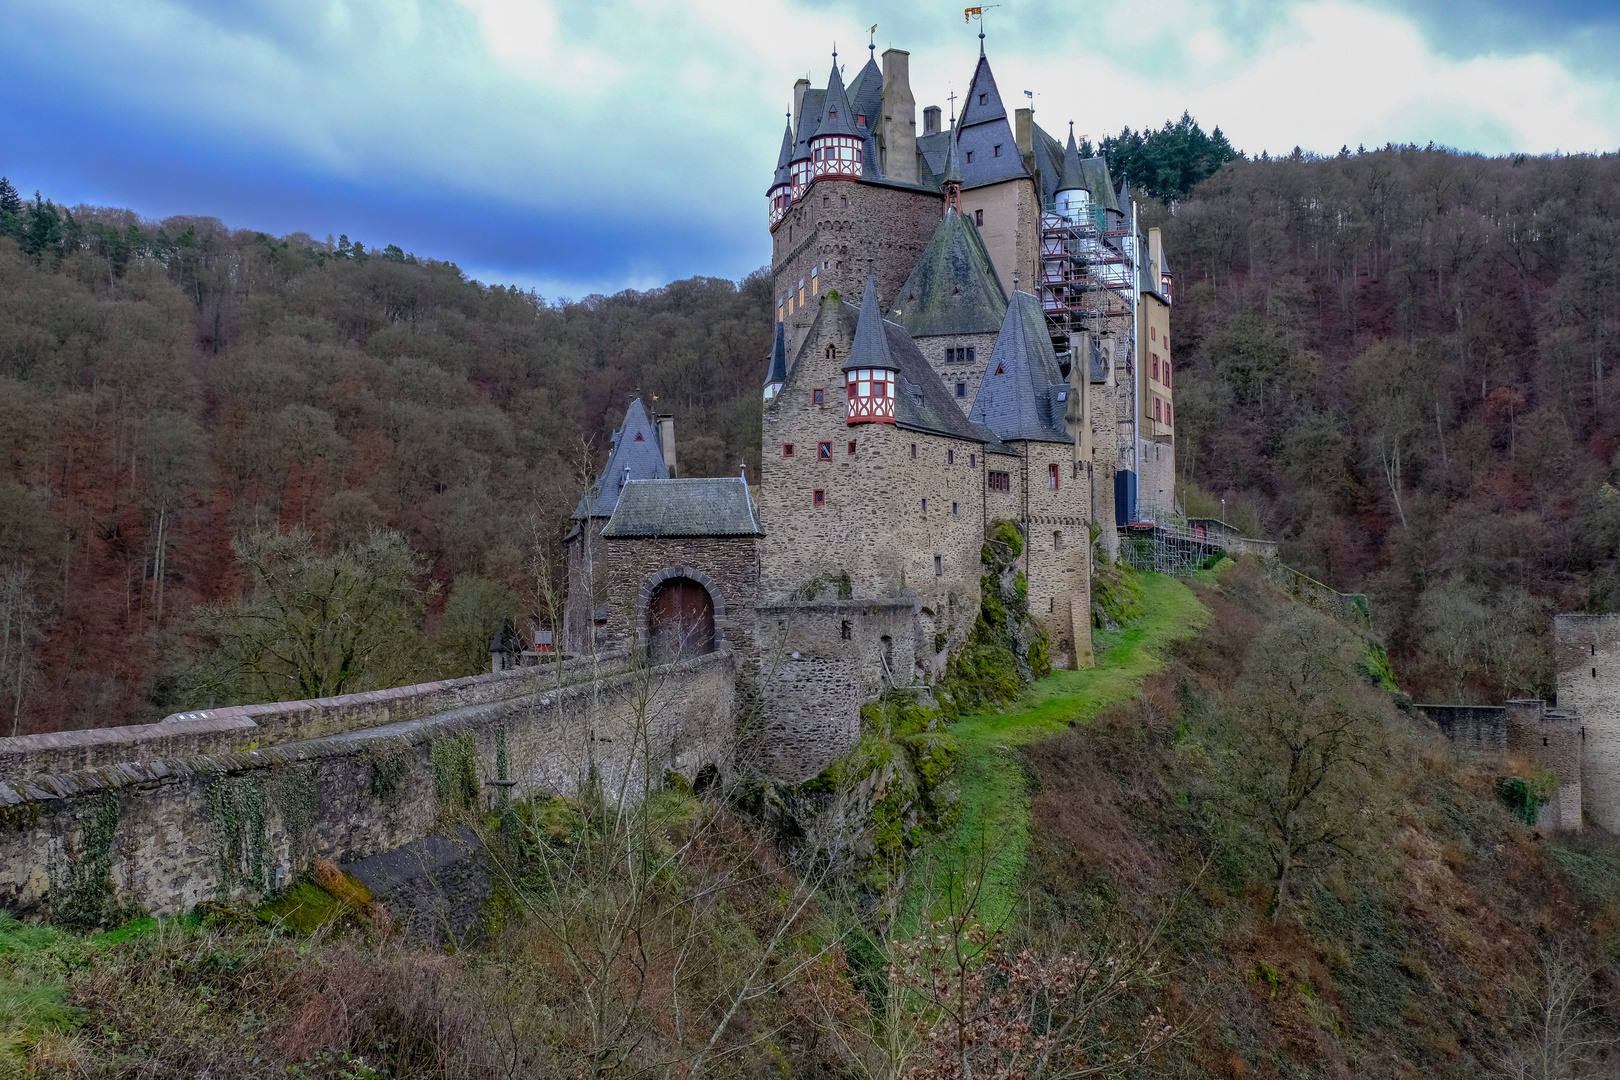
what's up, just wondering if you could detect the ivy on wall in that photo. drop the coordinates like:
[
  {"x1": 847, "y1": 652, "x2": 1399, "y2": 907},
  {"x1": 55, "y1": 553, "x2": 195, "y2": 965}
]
[
  {"x1": 431, "y1": 733, "x2": 479, "y2": 815},
  {"x1": 54, "y1": 793, "x2": 121, "y2": 932},
  {"x1": 205, "y1": 776, "x2": 269, "y2": 892}
]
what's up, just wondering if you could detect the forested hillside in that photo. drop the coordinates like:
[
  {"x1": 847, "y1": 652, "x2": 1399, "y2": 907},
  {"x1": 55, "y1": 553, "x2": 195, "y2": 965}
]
[
  {"x1": 0, "y1": 182, "x2": 771, "y2": 734},
  {"x1": 2, "y1": 143, "x2": 1618, "y2": 733},
  {"x1": 1157, "y1": 147, "x2": 1620, "y2": 704}
]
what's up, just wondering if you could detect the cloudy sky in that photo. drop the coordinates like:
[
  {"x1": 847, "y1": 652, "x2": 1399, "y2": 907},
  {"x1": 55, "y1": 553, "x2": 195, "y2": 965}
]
[{"x1": 3, "y1": 0, "x2": 1618, "y2": 299}]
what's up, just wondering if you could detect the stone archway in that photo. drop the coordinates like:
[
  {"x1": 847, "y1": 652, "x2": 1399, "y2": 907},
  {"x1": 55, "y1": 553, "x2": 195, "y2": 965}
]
[{"x1": 636, "y1": 566, "x2": 726, "y2": 664}]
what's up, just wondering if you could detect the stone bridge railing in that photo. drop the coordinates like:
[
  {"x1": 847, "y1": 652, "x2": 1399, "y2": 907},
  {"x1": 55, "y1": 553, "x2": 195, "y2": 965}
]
[{"x1": 0, "y1": 648, "x2": 735, "y2": 919}]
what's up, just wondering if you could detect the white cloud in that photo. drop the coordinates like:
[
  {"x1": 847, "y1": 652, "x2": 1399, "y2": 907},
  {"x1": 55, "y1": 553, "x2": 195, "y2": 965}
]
[{"x1": 3, "y1": 0, "x2": 1618, "y2": 288}]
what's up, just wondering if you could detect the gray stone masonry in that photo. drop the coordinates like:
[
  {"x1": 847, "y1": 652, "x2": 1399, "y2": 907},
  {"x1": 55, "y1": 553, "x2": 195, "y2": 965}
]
[
  {"x1": 604, "y1": 535, "x2": 760, "y2": 663},
  {"x1": 1558, "y1": 614, "x2": 1620, "y2": 830},
  {"x1": 1, "y1": 650, "x2": 735, "y2": 918},
  {"x1": 1505, "y1": 698, "x2": 1583, "y2": 831},
  {"x1": 749, "y1": 601, "x2": 918, "y2": 781},
  {"x1": 0, "y1": 650, "x2": 630, "y2": 783},
  {"x1": 912, "y1": 331, "x2": 1000, "y2": 416},
  {"x1": 1014, "y1": 439, "x2": 1093, "y2": 669},
  {"x1": 759, "y1": 295, "x2": 985, "y2": 641},
  {"x1": 772, "y1": 180, "x2": 942, "y2": 356}
]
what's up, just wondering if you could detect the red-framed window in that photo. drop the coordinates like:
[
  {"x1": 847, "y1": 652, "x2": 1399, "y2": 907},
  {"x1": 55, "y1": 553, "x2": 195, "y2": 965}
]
[
  {"x1": 818, "y1": 441, "x2": 832, "y2": 460},
  {"x1": 783, "y1": 443, "x2": 795, "y2": 457},
  {"x1": 974, "y1": 209, "x2": 984, "y2": 226},
  {"x1": 1048, "y1": 463, "x2": 1060, "y2": 490},
  {"x1": 813, "y1": 387, "x2": 824, "y2": 405},
  {"x1": 813, "y1": 489, "x2": 825, "y2": 507},
  {"x1": 1154, "y1": 398, "x2": 1162, "y2": 422},
  {"x1": 847, "y1": 440, "x2": 857, "y2": 454},
  {"x1": 989, "y1": 470, "x2": 1011, "y2": 492},
  {"x1": 1164, "y1": 361, "x2": 1172, "y2": 386}
]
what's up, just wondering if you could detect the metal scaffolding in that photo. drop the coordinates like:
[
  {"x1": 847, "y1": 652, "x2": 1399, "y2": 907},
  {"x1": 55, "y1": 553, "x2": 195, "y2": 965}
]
[
  {"x1": 1038, "y1": 202, "x2": 1136, "y2": 360},
  {"x1": 1118, "y1": 518, "x2": 1224, "y2": 576}
]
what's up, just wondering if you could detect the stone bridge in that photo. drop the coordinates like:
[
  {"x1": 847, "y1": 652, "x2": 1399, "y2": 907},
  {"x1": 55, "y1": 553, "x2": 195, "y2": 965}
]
[{"x1": 0, "y1": 649, "x2": 736, "y2": 919}]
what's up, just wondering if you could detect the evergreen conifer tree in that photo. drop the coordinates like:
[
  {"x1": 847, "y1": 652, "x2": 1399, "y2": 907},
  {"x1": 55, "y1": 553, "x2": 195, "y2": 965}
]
[{"x1": 0, "y1": 177, "x2": 21, "y2": 238}]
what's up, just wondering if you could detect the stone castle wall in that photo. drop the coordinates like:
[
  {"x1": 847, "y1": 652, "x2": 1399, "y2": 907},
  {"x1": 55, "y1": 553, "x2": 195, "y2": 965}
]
[
  {"x1": 0, "y1": 650, "x2": 735, "y2": 919},
  {"x1": 748, "y1": 600, "x2": 919, "y2": 781},
  {"x1": 1558, "y1": 614, "x2": 1620, "y2": 830},
  {"x1": 912, "y1": 331, "x2": 1001, "y2": 415},
  {"x1": 1016, "y1": 440, "x2": 1093, "y2": 669},
  {"x1": 564, "y1": 518, "x2": 607, "y2": 654},
  {"x1": 772, "y1": 180, "x2": 941, "y2": 354},
  {"x1": 759, "y1": 297, "x2": 985, "y2": 634},
  {"x1": 1505, "y1": 699, "x2": 1583, "y2": 831}
]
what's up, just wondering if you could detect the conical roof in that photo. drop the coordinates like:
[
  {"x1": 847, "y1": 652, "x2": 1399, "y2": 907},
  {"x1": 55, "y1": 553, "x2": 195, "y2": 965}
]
[
  {"x1": 770, "y1": 120, "x2": 793, "y2": 190},
  {"x1": 969, "y1": 291, "x2": 1072, "y2": 444},
  {"x1": 848, "y1": 50, "x2": 884, "y2": 131},
  {"x1": 843, "y1": 274, "x2": 898, "y2": 372},
  {"x1": 943, "y1": 119, "x2": 962, "y2": 185},
  {"x1": 895, "y1": 210, "x2": 1007, "y2": 337},
  {"x1": 790, "y1": 89, "x2": 823, "y2": 163},
  {"x1": 574, "y1": 397, "x2": 671, "y2": 518},
  {"x1": 813, "y1": 57, "x2": 860, "y2": 140},
  {"x1": 1058, "y1": 127, "x2": 1085, "y2": 193},
  {"x1": 957, "y1": 52, "x2": 1007, "y2": 131},
  {"x1": 765, "y1": 321, "x2": 788, "y2": 386}
]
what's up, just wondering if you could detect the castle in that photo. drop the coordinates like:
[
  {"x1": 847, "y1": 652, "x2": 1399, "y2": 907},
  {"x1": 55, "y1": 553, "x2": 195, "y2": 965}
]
[{"x1": 564, "y1": 33, "x2": 1181, "y2": 779}]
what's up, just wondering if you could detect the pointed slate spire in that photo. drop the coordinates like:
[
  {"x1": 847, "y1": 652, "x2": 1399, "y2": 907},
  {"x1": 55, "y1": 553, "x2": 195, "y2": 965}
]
[
  {"x1": 843, "y1": 271, "x2": 898, "y2": 373},
  {"x1": 969, "y1": 291, "x2": 1072, "y2": 444},
  {"x1": 943, "y1": 118, "x2": 963, "y2": 186},
  {"x1": 815, "y1": 54, "x2": 860, "y2": 139},
  {"x1": 1058, "y1": 124, "x2": 1086, "y2": 194},
  {"x1": 764, "y1": 321, "x2": 788, "y2": 398},
  {"x1": 958, "y1": 50, "x2": 1008, "y2": 130},
  {"x1": 574, "y1": 397, "x2": 671, "y2": 518},
  {"x1": 771, "y1": 117, "x2": 794, "y2": 189}
]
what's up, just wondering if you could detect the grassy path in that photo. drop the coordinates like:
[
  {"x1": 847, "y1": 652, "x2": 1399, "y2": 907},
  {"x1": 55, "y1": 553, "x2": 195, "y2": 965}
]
[{"x1": 904, "y1": 571, "x2": 1212, "y2": 933}]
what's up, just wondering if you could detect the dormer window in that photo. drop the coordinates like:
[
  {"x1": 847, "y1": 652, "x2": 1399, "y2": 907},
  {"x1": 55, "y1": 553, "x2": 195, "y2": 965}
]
[
  {"x1": 829, "y1": 108, "x2": 837, "y2": 118},
  {"x1": 978, "y1": 93, "x2": 986, "y2": 105},
  {"x1": 966, "y1": 151, "x2": 974, "y2": 164},
  {"x1": 857, "y1": 114, "x2": 866, "y2": 125},
  {"x1": 994, "y1": 145, "x2": 1002, "y2": 157}
]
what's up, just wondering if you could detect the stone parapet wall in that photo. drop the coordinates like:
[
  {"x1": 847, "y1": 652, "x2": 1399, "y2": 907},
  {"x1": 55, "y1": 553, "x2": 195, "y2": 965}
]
[
  {"x1": 0, "y1": 650, "x2": 732, "y2": 919},
  {"x1": 0, "y1": 651, "x2": 631, "y2": 783},
  {"x1": 1416, "y1": 705, "x2": 1506, "y2": 753}
]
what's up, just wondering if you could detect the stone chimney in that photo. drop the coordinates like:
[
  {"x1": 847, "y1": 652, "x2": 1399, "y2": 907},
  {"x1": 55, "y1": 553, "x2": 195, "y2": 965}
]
[
  {"x1": 656, "y1": 415, "x2": 678, "y2": 478},
  {"x1": 923, "y1": 105, "x2": 941, "y2": 135},
  {"x1": 1014, "y1": 107, "x2": 1034, "y2": 161},
  {"x1": 880, "y1": 49, "x2": 918, "y2": 184},
  {"x1": 793, "y1": 78, "x2": 811, "y2": 130}
]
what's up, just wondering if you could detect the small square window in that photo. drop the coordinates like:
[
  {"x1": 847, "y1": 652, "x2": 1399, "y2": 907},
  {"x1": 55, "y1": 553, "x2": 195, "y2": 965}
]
[
  {"x1": 955, "y1": 381, "x2": 966, "y2": 398},
  {"x1": 967, "y1": 347, "x2": 975, "y2": 362},
  {"x1": 966, "y1": 150, "x2": 974, "y2": 164},
  {"x1": 994, "y1": 144, "x2": 1002, "y2": 157},
  {"x1": 979, "y1": 93, "x2": 986, "y2": 105},
  {"x1": 813, "y1": 387, "x2": 825, "y2": 405},
  {"x1": 823, "y1": 195, "x2": 830, "y2": 208},
  {"x1": 974, "y1": 209, "x2": 984, "y2": 226},
  {"x1": 847, "y1": 440, "x2": 856, "y2": 454},
  {"x1": 813, "y1": 488, "x2": 825, "y2": 507},
  {"x1": 935, "y1": 554, "x2": 943, "y2": 576},
  {"x1": 783, "y1": 443, "x2": 795, "y2": 457},
  {"x1": 840, "y1": 195, "x2": 847, "y2": 208},
  {"x1": 818, "y1": 441, "x2": 832, "y2": 460}
]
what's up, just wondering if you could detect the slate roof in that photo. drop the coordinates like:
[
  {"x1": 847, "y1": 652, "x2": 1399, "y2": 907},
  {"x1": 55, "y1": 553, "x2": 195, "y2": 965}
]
[
  {"x1": 954, "y1": 52, "x2": 1027, "y2": 190},
  {"x1": 1029, "y1": 122, "x2": 1120, "y2": 213},
  {"x1": 844, "y1": 274, "x2": 899, "y2": 373},
  {"x1": 848, "y1": 50, "x2": 884, "y2": 131},
  {"x1": 1058, "y1": 128, "x2": 1085, "y2": 193},
  {"x1": 895, "y1": 209, "x2": 1007, "y2": 338},
  {"x1": 791, "y1": 89, "x2": 824, "y2": 163},
  {"x1": 918, "y1": 129, "x2": 951, "y2": 180},
  {"x1": 813, "y1": 58, "x2": 860, "y2": 140},
  {"x1": 574, "y1": 397, "x2": 670, "y2": 519},
  {"x1": 765, "y1": 321, "x2": 788, "y2": 387},
  {"x1": 601, "y1": 478, "x2": 762, "y2": 538},
  {"x1": 770, "y1": 121, "x2": 793, "y2": 190},
  {"x1": 969, "y1": 290, "x2": 1073, "y2": 444}
]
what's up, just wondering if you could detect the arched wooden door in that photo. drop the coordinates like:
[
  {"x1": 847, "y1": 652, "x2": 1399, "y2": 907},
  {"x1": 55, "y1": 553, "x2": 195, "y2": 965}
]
[{"x1": 647, "y1": 578, "x2": 716, "y2": 664}]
